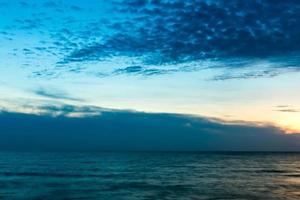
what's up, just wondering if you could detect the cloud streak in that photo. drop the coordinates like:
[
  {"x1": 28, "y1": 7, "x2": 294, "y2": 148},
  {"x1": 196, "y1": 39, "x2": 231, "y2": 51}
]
[
  {"x1": 34, "y1": 88, "x2": 82, "y2": 102},
  {"x1": 277, "y1": 109, "x2": 299, "y2": 113},
  {"x1": 275, "y1": 105, "x2": 300, "y2": 113}
]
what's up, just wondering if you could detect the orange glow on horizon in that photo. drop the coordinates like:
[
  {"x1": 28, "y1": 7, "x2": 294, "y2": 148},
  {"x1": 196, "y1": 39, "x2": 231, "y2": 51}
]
[
  {"x1": 281, "y1": 127, "x2": 300, "y2": 134},
  {"x1": 276, "y1": 115, "x2": 300, "y2": 134}
]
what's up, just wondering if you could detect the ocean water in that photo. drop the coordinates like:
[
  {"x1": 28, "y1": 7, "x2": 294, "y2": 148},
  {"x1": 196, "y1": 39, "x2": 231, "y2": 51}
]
[{"x1": 0, "y1": 152, "x2": 299, "y2": 200}]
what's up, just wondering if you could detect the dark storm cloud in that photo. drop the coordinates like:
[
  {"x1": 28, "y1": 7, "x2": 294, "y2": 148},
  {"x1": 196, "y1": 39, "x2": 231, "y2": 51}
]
[
  {"x1": 65, "y1": 0, "x2": 300, "y2": 67},
  {"x1": 0, "y1": 107, "x2": 299, "y2": 151}
]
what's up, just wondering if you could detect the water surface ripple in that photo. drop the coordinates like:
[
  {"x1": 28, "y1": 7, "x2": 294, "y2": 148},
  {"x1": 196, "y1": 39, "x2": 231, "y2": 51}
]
[{"x1": 0, "y1": 152, "x2": 299, "y2": 200}]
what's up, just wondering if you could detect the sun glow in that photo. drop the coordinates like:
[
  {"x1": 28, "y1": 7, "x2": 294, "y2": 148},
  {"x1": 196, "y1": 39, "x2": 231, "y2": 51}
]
[{"x1": 277, "y1": 115, "x2": 300, "y2": 134}]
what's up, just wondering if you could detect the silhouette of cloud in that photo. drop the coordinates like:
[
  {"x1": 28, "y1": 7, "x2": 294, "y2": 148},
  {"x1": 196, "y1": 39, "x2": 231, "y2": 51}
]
[{"x1": 0, "y1": 107, "x2": 299, "y2": 151}]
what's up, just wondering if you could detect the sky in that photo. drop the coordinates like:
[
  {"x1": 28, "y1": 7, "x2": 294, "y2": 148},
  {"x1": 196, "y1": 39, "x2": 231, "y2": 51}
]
[{"x1": 0, "y1": 0, "x2": 300, "y2": 151}]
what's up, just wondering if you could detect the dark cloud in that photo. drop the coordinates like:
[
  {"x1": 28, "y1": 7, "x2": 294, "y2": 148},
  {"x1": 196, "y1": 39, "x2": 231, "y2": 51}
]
[
  {"x1": 115, "y1": 66, "x2": 143, "y2": 74},
  {"x1": 34, "y1": 88, "x2": 82, "y2": 102},
  {"x1": 64, "y1": 0, "x2": 300, "y2": 66},
  {"x1": 0, "y1": 107, "x2": 299, "y2": 151},
  {"x1": 3, "y1": 0, "x2": 300, "y2": 79}
]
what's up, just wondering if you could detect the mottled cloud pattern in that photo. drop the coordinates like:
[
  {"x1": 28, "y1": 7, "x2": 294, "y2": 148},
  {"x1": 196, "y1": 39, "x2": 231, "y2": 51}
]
[
  {"x1": 1, "y1": 0, "x2": 300, "y2": 79},
  {"x1": 67, "y1": 0, "x2": 300, "y2": 64}
]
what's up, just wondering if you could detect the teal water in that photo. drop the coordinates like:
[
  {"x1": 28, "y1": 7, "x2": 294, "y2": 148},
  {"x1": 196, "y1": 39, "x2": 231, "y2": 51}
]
[{"x1": 0, "y1": 152, "x2": 299, "y2": 200}]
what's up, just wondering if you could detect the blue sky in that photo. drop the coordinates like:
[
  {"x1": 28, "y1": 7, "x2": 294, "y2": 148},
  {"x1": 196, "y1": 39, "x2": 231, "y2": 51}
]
[{"x1": 0, "y1": 0, "x2": 300, "y2": 150}]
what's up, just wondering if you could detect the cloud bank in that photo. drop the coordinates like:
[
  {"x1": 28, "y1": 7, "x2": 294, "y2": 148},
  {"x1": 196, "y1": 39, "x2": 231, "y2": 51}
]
[{"x1": 0, "y1": 106, "x2": 299, "y2": 151}]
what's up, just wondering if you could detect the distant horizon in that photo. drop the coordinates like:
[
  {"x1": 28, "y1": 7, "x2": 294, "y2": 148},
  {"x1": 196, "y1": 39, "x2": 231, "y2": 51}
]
[{"x1": 1, "y1": 109, "x2": 300, "y2": 151}]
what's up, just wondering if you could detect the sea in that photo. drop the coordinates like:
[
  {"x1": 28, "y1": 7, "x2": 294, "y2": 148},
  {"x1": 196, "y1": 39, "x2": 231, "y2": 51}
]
[{"x1": 0, "y1": 152, "x2": 299, "y2": 200}]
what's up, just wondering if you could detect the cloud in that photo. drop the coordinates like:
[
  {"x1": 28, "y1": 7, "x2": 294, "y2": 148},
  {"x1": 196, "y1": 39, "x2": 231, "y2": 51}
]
[
  {"x1": 275, "y1": 105, "x2": 299, "y2": 113},
  {"x1": 277, "y1": 105, "x2": 290, "y2": 108},
  {"x1": 64, "y1": 0, "x2": 300, "y2": 65},
  {"x1": 277, "y1": 109, "x2": 299, "y2": 113},
  {"x1": 35, "y1": 104, "x2": 103, "y2": 117},
  {"x1": 59, "y1": 0, "x2": 300, "y2": 79},
  {"x1": 2, "y1": 0, "x2": 300, "y2": 79},
  {"x1": 0, "y1": 105, "x2": 299, "y2": 151},
  {"x1": 211, "y1": 69, "x2": 279, "y2": 81},
  {"x1": 112, "y1": 66, "x2": 179, "y2": 76},
  {"x1": 34, "y1": 88, "x2": 82, "y2": 102}
]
